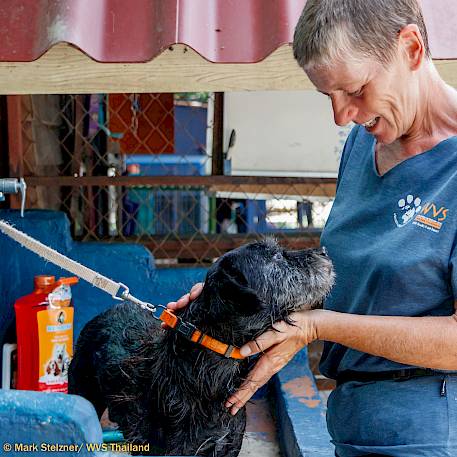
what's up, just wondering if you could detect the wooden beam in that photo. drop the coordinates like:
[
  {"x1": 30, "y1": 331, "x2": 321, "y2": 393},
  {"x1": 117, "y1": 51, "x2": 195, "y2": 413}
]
[
  {"x1": 208, "y1": 183, "x2": 335, "y2": 197},
  {"x1": 0, "y1": 96, "x2": 8, "y2": 211},
  {"x1": 435, "y1": 60, "x2": 457, "y2": 88},
  {"x1": 0, "y1": 43, "x2": 312, "y2": 94},
  {"x1": 24, "y1": 175, "x2": 337, "y2": 197},
  {"x1": 24, "y1": 175, "x2": 336, "y2": 186},
  {"x1": 6, "y1": 95, "x2": 23, "y2": 209},
  {"x1": 0, "y1": 42, "x2": 456, "y2": 94},
  {"x1": 6, "y1": 96, "x2": 23, "y2": 176},
  {"x1": 0, "y1": 96, "x2": 8, "y2": 178},
  {"x1": 211, "y1": 93, "x2": 224, "y2": 175},
  {"x1": 103, "y1": 233, "x2": 322, "y2": 260}
]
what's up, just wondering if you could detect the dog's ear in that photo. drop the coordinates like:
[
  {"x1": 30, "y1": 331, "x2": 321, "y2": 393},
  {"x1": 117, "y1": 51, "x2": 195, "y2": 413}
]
[{"x1": 205, "y1": 256, "x2": 264, "y2": 316}]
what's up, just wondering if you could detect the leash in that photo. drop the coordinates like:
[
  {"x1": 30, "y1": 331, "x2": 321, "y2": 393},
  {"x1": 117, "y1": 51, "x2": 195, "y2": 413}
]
[{"x1": 0, "y1": 220, "x2": 244, "y2": 360}]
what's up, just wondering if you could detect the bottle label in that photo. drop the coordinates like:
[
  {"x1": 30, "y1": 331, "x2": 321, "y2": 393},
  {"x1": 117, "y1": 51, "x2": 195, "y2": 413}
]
[{"x1": 37, "y1": 307, "x2": 74, "y2": 393}]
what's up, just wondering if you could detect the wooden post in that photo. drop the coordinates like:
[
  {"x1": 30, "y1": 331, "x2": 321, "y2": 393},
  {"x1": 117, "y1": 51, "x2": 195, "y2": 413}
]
[
  {"x1": 0, "y1": 96, "x2": 8, "y2": 211},
  {"x1": 6, "y1": 95, "x2": 23, "y2": 209},
  {"x1": 211, "y1": 92, "x2": 224, "y2": 176},
  {"x1": 0, "y1": 96, "x2": 8, "y2": 177}
]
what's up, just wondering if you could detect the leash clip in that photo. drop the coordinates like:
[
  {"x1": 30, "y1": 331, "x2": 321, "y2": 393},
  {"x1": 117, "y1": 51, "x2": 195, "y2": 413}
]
[
  {"x1": 113, "y1": 282, "x2": 130, "y2": 301},
  {"x1": 114, "y1": 282, "x2": 164, "y2": 317}
]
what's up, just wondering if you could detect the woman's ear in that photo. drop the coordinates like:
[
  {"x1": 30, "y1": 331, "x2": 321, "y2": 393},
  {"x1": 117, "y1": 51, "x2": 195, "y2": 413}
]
[{"x1": 398, "y1": 24, "x2": 425, "y2": 71}]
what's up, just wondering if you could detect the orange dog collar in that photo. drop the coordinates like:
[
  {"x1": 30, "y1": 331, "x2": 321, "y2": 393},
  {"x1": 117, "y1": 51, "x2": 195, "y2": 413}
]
[{"x1": 160, "y1": 308, "x2": 244, "y2": 360}]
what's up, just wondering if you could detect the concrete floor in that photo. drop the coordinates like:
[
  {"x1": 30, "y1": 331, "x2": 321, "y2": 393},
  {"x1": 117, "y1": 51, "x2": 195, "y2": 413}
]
[
  {"x1": 240, "y1": 389, "x2": 332, "y2": 457},
  {"x1": 101, "y1": 396, "x2": 283, "y2": 456},
  {"x1": 100, "y1": 348, "x2": 334, "y2": 457},
  {"x1": 239, "y1": 398, "x2": 281, "y2": 457}
]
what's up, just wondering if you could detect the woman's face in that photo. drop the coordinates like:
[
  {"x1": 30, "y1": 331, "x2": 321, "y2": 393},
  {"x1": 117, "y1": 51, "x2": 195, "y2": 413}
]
[{"x1": 306, "y1": 52, "x2": 419, "y2": 145}]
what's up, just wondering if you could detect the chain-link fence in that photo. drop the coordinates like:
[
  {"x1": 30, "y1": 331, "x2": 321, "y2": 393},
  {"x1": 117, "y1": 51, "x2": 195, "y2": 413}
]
[{"x1": 9, "y1": 93, "x2": 336, "y2": 265}]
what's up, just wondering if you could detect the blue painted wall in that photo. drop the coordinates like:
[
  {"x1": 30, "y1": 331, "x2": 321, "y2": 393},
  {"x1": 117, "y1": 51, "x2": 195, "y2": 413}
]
[
  {"x1": 274, "y1": 349, "x2": 334, "y2": 456},
  {"x1": 174, "y1": 104, "x2": 207, "y2": 155}
]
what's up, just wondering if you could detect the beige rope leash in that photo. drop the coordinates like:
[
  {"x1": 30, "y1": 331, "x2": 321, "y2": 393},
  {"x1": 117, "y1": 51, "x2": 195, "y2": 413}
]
[{"x1": 0, "y1": 220, "x2": 246, "y2": 359}]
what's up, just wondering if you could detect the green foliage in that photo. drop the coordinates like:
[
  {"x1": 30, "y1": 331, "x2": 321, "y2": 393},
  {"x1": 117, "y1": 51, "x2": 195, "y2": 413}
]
[{"x1": 174, "y1": 92, "x2": 209, "y2": 103}]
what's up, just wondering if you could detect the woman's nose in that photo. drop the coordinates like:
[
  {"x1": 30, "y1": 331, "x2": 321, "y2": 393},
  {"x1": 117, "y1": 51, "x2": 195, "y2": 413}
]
[{"x1": 331, "y1": 94, "x2": 358, "y2": 126}]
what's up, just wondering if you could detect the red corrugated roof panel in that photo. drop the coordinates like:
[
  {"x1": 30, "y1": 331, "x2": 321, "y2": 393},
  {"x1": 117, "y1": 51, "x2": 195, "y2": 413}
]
[
  {"x1": 0, "y1": 0, "x2": 455, "y2": 63},
  {"x1": 0, "y1": 0, "x2": 305, "y2": 63}
]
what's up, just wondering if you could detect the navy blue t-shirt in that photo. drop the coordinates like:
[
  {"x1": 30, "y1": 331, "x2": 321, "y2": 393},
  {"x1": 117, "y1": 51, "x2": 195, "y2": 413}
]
[{"x1": 320, "y1": 125, "x2": 457, "y2": 379}]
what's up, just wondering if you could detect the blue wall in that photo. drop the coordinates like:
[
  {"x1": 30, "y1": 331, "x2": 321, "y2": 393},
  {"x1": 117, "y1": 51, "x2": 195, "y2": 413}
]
[
  {"x1": 175, "y1": 105, "x2": 207, "y2": 155},
  {"x1": 0, "y1": 210, "x2": 206, "y2": 379}
]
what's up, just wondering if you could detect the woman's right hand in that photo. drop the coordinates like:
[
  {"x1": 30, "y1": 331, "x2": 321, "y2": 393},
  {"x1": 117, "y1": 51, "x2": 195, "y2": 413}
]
[{"x1": 161, "y1": 282, "x2": 204, "y2": 328}]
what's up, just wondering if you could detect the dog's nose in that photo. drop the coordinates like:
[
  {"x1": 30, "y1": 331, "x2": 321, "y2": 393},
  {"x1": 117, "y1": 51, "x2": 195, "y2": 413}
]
[{"x1": 319, "y1": 246, "x2": 328, "y2": 257}]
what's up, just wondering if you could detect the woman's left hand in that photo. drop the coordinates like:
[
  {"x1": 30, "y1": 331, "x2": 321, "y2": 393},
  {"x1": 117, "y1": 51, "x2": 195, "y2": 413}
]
[{"x1": 225, "y1": 309, "x2": 321, "y2": 415}]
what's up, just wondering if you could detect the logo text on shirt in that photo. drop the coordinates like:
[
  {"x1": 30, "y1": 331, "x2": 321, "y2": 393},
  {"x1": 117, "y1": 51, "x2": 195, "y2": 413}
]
[{"x1": 394, "y1": 195, "x2": 448, "y2": 233}]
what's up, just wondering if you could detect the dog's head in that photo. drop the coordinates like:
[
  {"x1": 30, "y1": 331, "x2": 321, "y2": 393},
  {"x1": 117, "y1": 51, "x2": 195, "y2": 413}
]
[
  {"x1": 186, "y1": 239, "x2": 334, "y2": 344},
  {"x1": 53, "y1": 343, "x2": 66, "y2": 362},
  {"x1": 46, "y1": 360, "x2": 61, "y2": 376}
]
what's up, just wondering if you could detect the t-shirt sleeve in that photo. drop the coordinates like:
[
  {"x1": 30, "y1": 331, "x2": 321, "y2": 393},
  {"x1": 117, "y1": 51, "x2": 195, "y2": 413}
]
[{"x1": 336, "y1": 125, "x2": 361, "y2": 191}]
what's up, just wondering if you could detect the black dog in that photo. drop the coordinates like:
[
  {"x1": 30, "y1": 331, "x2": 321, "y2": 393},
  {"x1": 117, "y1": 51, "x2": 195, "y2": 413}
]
[{"x1": 69, "y1": 239, "x2": 334, "y2": 456}]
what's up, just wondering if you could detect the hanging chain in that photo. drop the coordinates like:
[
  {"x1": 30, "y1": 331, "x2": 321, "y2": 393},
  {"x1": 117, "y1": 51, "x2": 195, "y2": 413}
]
[{"x1": 130, "y1": 94, "x2": 141, "y2": 136}]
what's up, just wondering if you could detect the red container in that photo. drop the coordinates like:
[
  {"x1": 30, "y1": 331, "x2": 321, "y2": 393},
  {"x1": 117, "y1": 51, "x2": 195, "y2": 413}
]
[
  {"x1": 15, "y1": 275, "x2": 55, "y2": 391},
  {"x1": 14, "y1": 275, "x2": 77, "y2": 391}
]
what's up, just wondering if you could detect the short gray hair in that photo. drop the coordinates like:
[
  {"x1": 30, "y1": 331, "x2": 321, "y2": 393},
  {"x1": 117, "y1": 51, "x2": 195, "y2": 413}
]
[{"x1": 293, "y1": 0, "x2": 431, "y2": 68}]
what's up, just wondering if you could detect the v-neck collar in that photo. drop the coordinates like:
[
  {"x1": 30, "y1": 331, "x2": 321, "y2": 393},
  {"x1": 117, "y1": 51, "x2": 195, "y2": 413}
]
[{"x1": 370, "y1": 134, "x2": 457, "y2": 178}]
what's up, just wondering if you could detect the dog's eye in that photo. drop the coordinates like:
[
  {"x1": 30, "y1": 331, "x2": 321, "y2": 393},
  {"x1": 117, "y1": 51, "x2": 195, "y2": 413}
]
[{"x1": 273, "y1": 252, "x2": 283, "y2": 261}]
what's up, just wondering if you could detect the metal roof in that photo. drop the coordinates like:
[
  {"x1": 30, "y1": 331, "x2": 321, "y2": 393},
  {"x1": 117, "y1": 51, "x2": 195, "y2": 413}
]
[
  {"x1": 0, "y1": 0, "x2": 305, "y2": 63},
  {"x1": 0, "y1": 0, "x2": 455, "y2": 63}
]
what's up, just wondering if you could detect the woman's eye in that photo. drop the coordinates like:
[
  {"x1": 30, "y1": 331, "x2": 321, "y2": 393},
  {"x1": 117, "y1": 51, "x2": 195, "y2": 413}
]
[
  {"x1": 348, "y1": 87, "x2": 364, "y2": 97},
  {"x1": 273, "y1": 252, "x2": 283, "y2": 261}
]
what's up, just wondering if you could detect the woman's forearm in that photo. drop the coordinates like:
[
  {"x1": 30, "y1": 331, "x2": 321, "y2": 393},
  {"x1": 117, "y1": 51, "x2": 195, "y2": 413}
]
[{"x1": 312, "y1": 309, "x2": 457, "y2": 370}]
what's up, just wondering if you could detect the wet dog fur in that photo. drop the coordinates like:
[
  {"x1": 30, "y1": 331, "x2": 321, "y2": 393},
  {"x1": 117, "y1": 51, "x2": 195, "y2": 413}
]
[{"x1": 69, "y1": 239, "x2": 334, "y2": 456}]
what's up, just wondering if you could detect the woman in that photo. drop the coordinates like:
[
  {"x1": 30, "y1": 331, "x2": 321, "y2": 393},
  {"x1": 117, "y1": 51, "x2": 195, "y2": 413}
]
[{"x1": 169, "y1": 1, "x2": 457, "y2": 455}]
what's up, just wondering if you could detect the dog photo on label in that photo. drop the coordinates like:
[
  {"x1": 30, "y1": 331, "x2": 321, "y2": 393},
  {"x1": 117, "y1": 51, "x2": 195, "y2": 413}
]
[{"x1": 69, "y1": 239, "x2": 334, "y2": 456}]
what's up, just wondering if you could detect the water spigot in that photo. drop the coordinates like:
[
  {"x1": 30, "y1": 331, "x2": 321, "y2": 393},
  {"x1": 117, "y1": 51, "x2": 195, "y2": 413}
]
[{"x1": 0, "y1": 178, "x2": 27, "y2": 217}]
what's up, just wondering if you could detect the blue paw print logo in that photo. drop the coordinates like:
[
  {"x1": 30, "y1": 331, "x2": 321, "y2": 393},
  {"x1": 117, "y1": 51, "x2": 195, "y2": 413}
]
[{"x1": 394, "y1": 195, "x2": 422, "y2": 227}]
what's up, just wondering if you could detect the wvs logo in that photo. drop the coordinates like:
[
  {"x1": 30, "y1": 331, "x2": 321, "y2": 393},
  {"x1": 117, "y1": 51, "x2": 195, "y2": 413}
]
[{"x1": 394, "y1": 194, "x2": 449, "y2": 233}]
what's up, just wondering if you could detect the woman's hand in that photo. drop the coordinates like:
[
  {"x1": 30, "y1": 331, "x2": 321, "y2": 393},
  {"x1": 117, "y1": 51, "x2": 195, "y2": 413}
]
[
  {"x1": 225, "y1": 309, "x2": 321, "y2": 415},
  {"x1": 161, "y1": 282, "x2": 204, "y2": 328}
]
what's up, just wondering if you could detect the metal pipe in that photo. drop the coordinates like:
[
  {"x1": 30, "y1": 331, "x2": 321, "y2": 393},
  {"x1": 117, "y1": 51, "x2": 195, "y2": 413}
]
[{"x1": 0, "y1": 177, "x2": 26, "y2": 217}]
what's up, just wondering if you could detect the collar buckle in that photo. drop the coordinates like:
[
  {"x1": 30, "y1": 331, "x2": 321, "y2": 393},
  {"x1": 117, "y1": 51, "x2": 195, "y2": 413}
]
[{"x1": 175, "y1": 319, "x2": 197, "y2": 340}]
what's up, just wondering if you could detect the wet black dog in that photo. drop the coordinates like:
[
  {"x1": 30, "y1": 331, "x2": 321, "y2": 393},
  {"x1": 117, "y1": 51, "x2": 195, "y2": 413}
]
[{"x1": 69, "y1": 239, "x2": 334, "y2": 456}]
